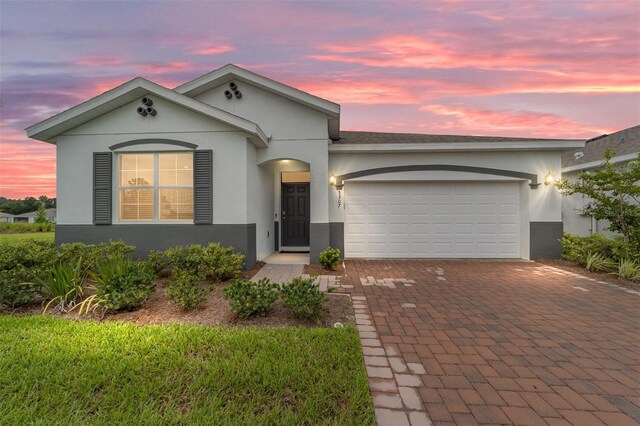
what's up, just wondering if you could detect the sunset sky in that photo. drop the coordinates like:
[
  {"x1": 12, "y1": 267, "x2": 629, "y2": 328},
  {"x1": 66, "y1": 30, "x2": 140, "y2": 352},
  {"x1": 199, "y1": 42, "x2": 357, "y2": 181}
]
[{"x1": 1, "y1": 0, "x2": 639, "y2": 198}]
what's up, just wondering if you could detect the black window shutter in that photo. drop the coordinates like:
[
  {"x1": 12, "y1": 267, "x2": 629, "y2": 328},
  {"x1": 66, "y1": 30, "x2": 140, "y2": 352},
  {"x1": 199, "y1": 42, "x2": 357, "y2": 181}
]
[
  {"x1": 193, "y1": 150, "x2": 213, "y2": 224},
  {"x1": 93, "y1": 152, "x2": 112, "y2": 225}
]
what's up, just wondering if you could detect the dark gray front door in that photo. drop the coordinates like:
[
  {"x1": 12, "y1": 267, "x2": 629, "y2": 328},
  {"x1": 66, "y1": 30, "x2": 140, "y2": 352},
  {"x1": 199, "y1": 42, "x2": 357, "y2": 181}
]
[{"x1": 281, "y1": 183, "x2": 310, "y2": 246}]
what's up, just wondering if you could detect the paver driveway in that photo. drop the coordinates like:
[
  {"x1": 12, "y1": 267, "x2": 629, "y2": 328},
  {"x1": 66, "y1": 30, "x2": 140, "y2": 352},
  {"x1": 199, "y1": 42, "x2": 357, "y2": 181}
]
[{"x1": 340, "y1": 260, "x2": 640, "y2": 426}]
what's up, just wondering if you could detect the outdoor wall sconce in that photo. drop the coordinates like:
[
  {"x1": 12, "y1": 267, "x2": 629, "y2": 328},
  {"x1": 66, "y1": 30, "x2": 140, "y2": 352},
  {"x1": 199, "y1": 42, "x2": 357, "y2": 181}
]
[
  {"x1": 329, "y1": 174, "x2": 337, "y2": 186},
  {"x1": 543, "y1": 171, "x2": 558, "y2": 186}
]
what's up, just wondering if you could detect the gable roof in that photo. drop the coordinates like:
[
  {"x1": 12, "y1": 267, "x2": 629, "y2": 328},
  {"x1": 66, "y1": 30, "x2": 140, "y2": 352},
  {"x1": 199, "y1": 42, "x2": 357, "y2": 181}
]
[
  {"x1": 562, "y1": 125, "x2": 640, "y2": 171},
  {"x1": 330, "y1": 130, "x2": 585, "y2": 153},
  {"x1": 26, "y1": 77, "x2": 269, "y2": 147},
  {"x1": 175, "y1": 64, "x2": 341, "y2": 139},
  {"x1": 0, "y1": 212, "x2": 15, "y2": 218}
]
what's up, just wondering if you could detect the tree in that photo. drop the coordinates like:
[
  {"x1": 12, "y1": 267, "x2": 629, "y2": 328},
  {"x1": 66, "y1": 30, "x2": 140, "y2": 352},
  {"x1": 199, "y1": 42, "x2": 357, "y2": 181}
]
[
  {"x1": 34, "y1": 203, "x2": 48, "y2": 223},
  {"x1": 556, "y1": 149, "x2": 640, "y2": 256}
]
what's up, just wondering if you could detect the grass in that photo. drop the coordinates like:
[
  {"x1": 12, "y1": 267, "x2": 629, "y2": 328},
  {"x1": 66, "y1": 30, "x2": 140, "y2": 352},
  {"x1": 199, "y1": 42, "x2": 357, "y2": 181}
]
[
  {"x1": 0, "y1": 232, "x2": 54, "y2": 242},
  {"x1": 0, "y1": 316, "x2": 375, "y2": 425}
]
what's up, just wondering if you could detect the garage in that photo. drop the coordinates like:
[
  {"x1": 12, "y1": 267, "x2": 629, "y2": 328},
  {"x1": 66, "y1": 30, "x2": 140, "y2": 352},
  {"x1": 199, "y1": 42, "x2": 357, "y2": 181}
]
[{"x1": 344, "y1": 181, "x2": 523, "y2": 258}]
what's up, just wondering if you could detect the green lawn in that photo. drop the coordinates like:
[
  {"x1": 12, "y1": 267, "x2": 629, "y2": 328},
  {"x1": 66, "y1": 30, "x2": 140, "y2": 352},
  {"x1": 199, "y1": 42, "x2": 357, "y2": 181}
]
[
  {"x1": 0, "y1": 232, "x2": 54, "y2": 242},
  {"x1": 0, "y1": 316, "x2": 374, "y2": 425}
]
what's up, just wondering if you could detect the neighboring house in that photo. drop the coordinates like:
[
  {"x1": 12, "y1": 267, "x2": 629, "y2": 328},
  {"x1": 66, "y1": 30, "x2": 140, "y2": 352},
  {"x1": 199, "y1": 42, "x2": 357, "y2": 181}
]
[
  {"x1": 0, "y1": 212, "x2": 15, "y2": 223},
  {"x1": 13, "y1": 208, "x2": 57, "y2": 224},
  {"x1": 561, "y1": 125, "x2": 639, "y2": 237},
  {"x1": 27, "y1": 64, "x2": 585, "y2": 265}
]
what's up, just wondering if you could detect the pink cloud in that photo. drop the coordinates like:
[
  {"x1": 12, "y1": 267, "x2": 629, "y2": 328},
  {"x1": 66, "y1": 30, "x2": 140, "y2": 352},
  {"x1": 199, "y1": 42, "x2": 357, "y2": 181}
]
[
  {"x1": 419, "y1": 104, "x2": 615, "y2": 138},
  {"x1": 190, "y1": 44, "x2": 234, "y2": 55},
  {"x1": 136, "y1": 61, "x2": 193, "y2": 74},
  {"x1": 76, "y1": 56, "x2": 127, "y2": 67}
]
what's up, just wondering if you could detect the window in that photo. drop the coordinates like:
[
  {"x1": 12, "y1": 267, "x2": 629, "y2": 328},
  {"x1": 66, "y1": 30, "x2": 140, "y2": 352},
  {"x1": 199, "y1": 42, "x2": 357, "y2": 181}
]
[{"x1": 118, "y1": 152, "x2": 193, "y2": 222}]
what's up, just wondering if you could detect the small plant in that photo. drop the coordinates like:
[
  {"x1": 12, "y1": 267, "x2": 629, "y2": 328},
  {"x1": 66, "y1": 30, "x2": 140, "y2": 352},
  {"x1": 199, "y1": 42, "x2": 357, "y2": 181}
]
[
  {"x1": 223, "y1": 278, "x2": 279, "y2": 319},
  {"x1": 146, "y1": 250, "x2": 169, "y2": 275},
  {"x1": 165, "y1": 244, "x2": 204, "y2": 275},
  {"x1": 77, "y1": 256, "x2": 155, "y2": 314},
  {"x1": 319, "y1": 247, "x2": 341, "y2": 271},
  {"x1": 38, "y1": 260, "x2": 87, "y2": 313},
  {"x1": 57, "y1": 241, "x2": 135, "y2": 272},
  {"x1": 166, "y1": 271, "x2": 207, "y2": 310},
  {"x1": 617, "y1": 259, "x2": 640, "y2": 281},
  {"x1": 0, "y1": 268, "x2": 39, "y2": 309},
  {"x1": 281, "y1": 277, "x2": 325, "y2": 321},
  {"x1": 202, "y1": 243, "x2": 244, "y2": 282},
  {"x1": 585, "y1": 252, "x2": 616, "y2": 272}
]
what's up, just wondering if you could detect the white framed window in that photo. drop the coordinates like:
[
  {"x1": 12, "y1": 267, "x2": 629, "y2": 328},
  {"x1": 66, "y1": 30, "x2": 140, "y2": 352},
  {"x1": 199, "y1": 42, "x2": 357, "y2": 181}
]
[{"x1": 118, "y1": 152, "x2": 194, "y2": 222}]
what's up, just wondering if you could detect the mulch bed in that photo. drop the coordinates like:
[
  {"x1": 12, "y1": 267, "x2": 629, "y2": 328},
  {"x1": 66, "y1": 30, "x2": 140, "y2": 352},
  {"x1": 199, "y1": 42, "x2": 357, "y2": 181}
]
[
  {"x1": 536, "y1": 258, "x2": 640, "y2": 291},
  {"x1": 303, "y1": 264, "x2": 346, "y2": 276}
]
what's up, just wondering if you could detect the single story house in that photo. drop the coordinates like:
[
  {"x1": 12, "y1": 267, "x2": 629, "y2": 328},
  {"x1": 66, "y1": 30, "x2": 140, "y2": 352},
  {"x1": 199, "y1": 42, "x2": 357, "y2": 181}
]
[
  {"x1": 0, "y1": 212, "x2": 15, "y2": 223},
  {"x1": 27, "y1": 64, "x2": 585, "y2": 265},
  {"x1": 561, "y1": 125, "x2": 639, "y2": 237},
  {"x1": 13, "y1": 208, "x2": 57, "y2": 224}
]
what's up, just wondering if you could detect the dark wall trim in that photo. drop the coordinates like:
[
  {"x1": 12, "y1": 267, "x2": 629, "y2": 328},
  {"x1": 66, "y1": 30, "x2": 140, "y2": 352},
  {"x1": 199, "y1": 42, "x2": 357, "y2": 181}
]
[
  {"x1": 530, "y1": 222, "x2": 563, "y2": 259},
  {"x1": 274, "y1": 221, "x2": 279, "y2": 251},
  {"x1": 56, "y1": 224, "x2": 257, "y2": 269},
  {"x1": 109, "y1": 139, "x2": 198, "y2": 151},
  {"x1": 335, "y1": 165, "x2": 540, "y2": 188},
  {"x1": 329, "y1": 222, "x2": 344, "y2": 257},
  {"x1": 309, "y1": 223, "x2": 330, "y2": 264}
]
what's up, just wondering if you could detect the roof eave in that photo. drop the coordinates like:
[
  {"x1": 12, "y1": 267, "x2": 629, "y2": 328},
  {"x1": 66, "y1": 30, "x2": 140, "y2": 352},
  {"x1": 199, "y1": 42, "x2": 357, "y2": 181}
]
[
  {"x1": 329, "y1": 140, "x2": 586, "y2": 153},
  {"x1": 562, "y1": 152, "x2": 639, "y2": 173}
]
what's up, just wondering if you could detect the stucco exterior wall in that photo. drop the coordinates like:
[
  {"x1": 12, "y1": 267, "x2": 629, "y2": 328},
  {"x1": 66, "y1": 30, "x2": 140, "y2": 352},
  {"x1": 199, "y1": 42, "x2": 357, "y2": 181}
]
[
  {"x1": 246, "y1": 144, "x2": 275, "y2": 261},
  {"x1": 56, "y1": 96, "x2": 252, "y2": 225},
  {"x1": 561, "y1": 170, "x2": 617, "y2": 237}
]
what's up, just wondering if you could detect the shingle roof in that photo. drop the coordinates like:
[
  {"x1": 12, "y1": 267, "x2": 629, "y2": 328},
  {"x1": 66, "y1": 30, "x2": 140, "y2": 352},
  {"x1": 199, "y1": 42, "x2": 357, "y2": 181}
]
[
  {"x1": 562, "y1": 125, "x2": 640, "y2": 169},
  {"x1": 0, "y1": 212, "x2": 15, "y2": 218},
  {"x1": 336, "y1": 131, "x2": 581, "y2": 144}
]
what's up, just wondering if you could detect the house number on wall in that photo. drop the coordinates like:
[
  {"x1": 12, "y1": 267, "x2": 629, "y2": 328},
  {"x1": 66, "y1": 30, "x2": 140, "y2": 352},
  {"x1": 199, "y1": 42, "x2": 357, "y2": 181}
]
[{"x1": 337, "y1": 190, "x2": 342, "y2": 208}]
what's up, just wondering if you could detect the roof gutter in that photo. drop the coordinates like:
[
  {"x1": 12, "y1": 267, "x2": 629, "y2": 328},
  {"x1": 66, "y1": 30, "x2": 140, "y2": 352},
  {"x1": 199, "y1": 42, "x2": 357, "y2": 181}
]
[
  {"x1": 329, "y1": 140, "x2": 586, "y2": 153},
  {"x1": 562, "y1": 152, "x2": 638, "y2": 173}
]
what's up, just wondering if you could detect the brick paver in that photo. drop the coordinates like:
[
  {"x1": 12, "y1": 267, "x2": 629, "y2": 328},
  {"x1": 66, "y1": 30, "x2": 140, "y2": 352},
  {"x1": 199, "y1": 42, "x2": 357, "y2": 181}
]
[{"x1": 342, "y1": 260, "x2": 639, "y2": 426}]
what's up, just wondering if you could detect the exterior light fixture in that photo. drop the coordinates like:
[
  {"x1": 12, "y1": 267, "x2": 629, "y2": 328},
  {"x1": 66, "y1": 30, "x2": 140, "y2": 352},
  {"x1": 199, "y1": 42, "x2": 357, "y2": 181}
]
[
  {"x1": 543, "y1": 172, "x2": 557, "y2": 186},
  {"x1": 329, "y1": 174, "x2": 337, "y2": 186}
]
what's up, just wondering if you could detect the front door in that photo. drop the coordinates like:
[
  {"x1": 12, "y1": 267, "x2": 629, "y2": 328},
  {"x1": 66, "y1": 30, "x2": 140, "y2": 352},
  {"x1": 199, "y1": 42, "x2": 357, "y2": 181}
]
[{"x1": 281, "y1": 183, "x2": 310, "y2": 246}]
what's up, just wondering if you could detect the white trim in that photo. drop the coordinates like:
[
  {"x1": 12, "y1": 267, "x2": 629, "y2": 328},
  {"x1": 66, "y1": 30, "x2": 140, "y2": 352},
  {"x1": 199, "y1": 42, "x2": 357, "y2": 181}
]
[
  {"x1": 26, "y1": 77, "x2": 269, "y2": 147},
  {"x1": 329, "y1": 141, "x2": 586, "y2": 153},
  {"x1": 561, "y1": 153, "x2": 638, "y2": 173}
]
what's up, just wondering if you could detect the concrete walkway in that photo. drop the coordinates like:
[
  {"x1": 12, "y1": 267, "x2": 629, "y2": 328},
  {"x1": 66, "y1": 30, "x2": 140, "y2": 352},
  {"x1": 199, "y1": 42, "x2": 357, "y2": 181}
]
[{"x1": 251, "y1": 263, "x2": 304, "y2": 283}]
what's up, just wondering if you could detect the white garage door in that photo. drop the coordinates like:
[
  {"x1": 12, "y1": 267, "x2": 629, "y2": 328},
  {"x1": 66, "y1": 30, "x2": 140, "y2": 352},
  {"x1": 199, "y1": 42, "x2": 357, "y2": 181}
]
[{"x1": 345, "y1": 181, "x2": 522, "y2": 258}]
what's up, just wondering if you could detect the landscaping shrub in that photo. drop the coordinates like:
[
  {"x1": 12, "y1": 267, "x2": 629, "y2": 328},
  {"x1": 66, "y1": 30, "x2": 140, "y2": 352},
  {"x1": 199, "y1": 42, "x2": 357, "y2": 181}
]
[
  {"x1": 81, "y1": 257, "x2": 155, "y2": 313},
  {"x1": 280, "y1": 277, "x2": 325, "y2": 321},
  {"x1": 224, "y1": 278, "x2": 279, "y2": 319},
  {"x1": 0, "y1": 222, "x2": 54, "y2": 234},
  {"x1": 38, "y1": 260, "x2": 86, "y2": 313},
  {"x1": 584, "y1": 252, "x2": 616, "y2": 272},
  {"x1": 165, "y1": 244, "x2": 204, "y2": 275},
  {"x1": 202, "y1": 243, "x2": 244, "y2": 281},
  {"x1": 319, "y1": 247, "x2": 341, "y2": 271},
  {"x1": 0, "y1": 239, "x2": 56, "y2": 271},
  {"x1": 0, "y1": 268, "x2": 38, "y2": 309},
  {"x1": 166, "y1": 271, "x2": 207, "y2": 310},
  {"x1": 57, "y1": 241, "x2": 135, "y2": 272},
  {"x1": 561, "y1": 232, "x2": 639, "y2": 265},
  {"x1": 146, "y1": 250, "x2": 169, "y2": 275},
  {"x1": 164, "y1": 243, "x2": 244, "y2": 281},
  {"x1": 617, "y1": 259, "x2": 640, "y2": 281}
]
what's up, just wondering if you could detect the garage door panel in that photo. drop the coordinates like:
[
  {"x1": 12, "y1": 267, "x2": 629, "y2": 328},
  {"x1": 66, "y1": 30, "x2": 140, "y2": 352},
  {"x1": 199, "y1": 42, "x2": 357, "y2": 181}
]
[{"x1": 345, "y1": 181, "x2": 522, "y2": 258}]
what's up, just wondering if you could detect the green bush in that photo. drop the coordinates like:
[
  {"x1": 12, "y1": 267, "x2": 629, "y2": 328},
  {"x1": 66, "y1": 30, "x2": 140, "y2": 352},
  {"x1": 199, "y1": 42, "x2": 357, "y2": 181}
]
[
  {"x1": 202, "y1": 243, "x2": 244, "y2": 281},
  {"x1": 164, "y1": 243, "x2": 244, "y2": 281},
  {"x1": 0, "y1": 222, "x2": 54, "y2": 234},
  {"x1": 0, "y1": 268, "x2": 39, "y2": 309},
  {"x1": 224, "y1": 278, "x2": 279, "y2": 319},
  {"x1": 280, "y1": 277, "x2": 325, "y2": 321},
  {"x1": 165, "y1": 244, "x2": 204, "y2": 275},
  {"x1": 617, "y1": 259, "x2": 640, "y2": 281},
  {"x1": 57, "y1": 241, "x2": 135, "y2": 272},
  {"x1": 166, "y1": 271, "x2": 207, "y2": 310},
  {"x1": 319, "y1": 247, "x2": 341, "y2": 271},
  {"x1": 561, "y1": 232, "x2": 638, "y2": 265},
  {"x1": 38, "y1": 260, "x2": 86, "y2": 313},
  {"x1": 584, "y1": 252, "x2": 616, "y2": 272},
  {"x1": 146, "y1": 250, "x2": 169, "y2": 275},
  {"x1": 0, "y1": 239, "x2": 56, "y2": 271},
  {"x1": 84, "y1": 257, "x2": 155, "y2": 312}
]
